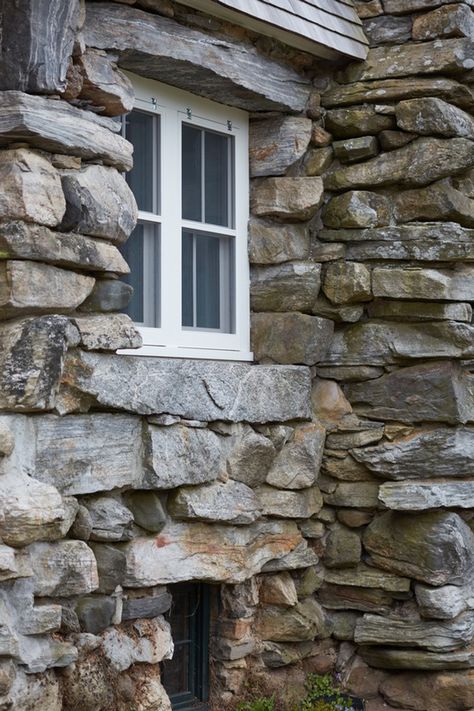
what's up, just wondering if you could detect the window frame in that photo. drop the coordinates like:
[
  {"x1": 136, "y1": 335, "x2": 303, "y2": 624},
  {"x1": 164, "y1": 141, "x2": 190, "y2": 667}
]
[{"x1": 120, "y1": 73, "x2": 252, "y2": 361}]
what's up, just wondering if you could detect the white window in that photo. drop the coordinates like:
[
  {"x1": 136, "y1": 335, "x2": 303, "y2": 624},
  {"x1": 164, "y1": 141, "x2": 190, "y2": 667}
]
[{"x1": 120, "y1": 73, "x2": 251, "y2": 361}]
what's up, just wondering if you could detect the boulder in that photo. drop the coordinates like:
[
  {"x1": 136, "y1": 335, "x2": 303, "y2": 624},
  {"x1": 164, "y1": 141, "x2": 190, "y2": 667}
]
[
  {"x1": 416, "y1": 581, "x2": 474, "y2": 620},
  {"x1": 396, "y1": 98, "x2": 474, "y2": 139},
  {"x1": 27, "y1": 540, "x2": 99, "y2": 596},
  {"x1": 394, "y1": 178, "x2": 474, "y2": 227},
  {"x1": 322, "y1": 262, "x2": 371, "y2": 305},
  {"x1": 266, "y1": 422, "x2": 325, "y2": 490},
  {"x1": 363, "y1": 511, "x2": 474, "y2": 585},
  {"x1": 379, "y1": 481, "x2": 474, "y2": 511},
  {"x1": 168, "y1": 480, "x2": 261, "y2": 524},
  {"x1": 249, "y1": 117, "x2": 312, "y2": 177},
  {"x1": 61, "y1": 164, "x2": 138, "y2": 243},
  {"x1": 0, "y1": 148, "x2": 65, "y2": 227},
  {"x1": 323, "y1": 191, "x2": 390, "y2": 229},
  {"x1": 250, "y1": 262, "x2": 322, "y2": 312},
  {"x1": 251, "y1": 312, "x2": 334, "y2": 365},
  {"x1": 248, "y1": 219, "x2": 310, "y2": 264},
  {"x1": 372, "y1": 266, "x2": 474, "y2": 300},
  {"x1": 79, "y1": 49, "x2": 135, "y2": 116},
  {"x1": 251, "y1": 177, "x2": 324, "y2": 221},
  {"x1": 123, "y1": 521, "x2": 304, "y2": 586}
]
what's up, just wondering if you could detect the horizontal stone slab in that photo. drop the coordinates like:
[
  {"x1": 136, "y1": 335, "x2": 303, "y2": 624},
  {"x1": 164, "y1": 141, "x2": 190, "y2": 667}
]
[
  {"x1": 323, "y1": 481, "x2": 380, "y2": 508},
  {"x1": 379, "y1": 481, "x2": 474, "y2": 511},
  {"x1": 367, "y1": 301, "x2": 472, "y2": 322},
  {"x1": 122, "y1": 521, "x2": 304, "y2": 586},
  {"x1": 396, "y1": 98, "x2": 474, "y2": 139},
  {"x1": 0, "y1": 91, "x2": 132, "y2": 171},
  {"x1": 0, "y1": 222, "x2": 129, "y2": 274},
  {"x1": 355, "y1": 611, "x2": 474, "y2": 652},
  {"x1": 319, "y1": 222, "x2": 474, "y2": 243},
  {"x1": 58, "y1": 350, "x2": 312, "y2": 422},
  {"x1": 169, "y1": 480, "x2": 261, "y2": 525},
  {"x1": 84, "y1": 2, "x2": 310, "y2": 112},
  {"x1": 324, "y1": 564, "x2": 411, "y2": 592},
  {"x1": 353, "y1": 427, "x2": 474, "y2": 480},
  {"x1": 372, "y1": 266, "x2": 474, "y2": 300},
  {"x1": 361, "y1": 645, "x2": 474, "y2": 671},
  {"x1": 346, "y1": 240, "x2": 474, "y2": 261}
]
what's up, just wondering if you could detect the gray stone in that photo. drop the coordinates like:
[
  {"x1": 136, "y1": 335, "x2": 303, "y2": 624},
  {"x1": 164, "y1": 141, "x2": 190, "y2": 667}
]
[
  {"x1": 256, "y1": 485, "x2": 323, "y2": 519},
  {"x1": 123, "y1": 521, "x2": 304, "y2": 586},
  {"x1": 266, "y1": 422, "x2": 325, "y2": 490},
  {"x1": 0, "y1": 221, "x2": 129, "y2": 274},
  {"x1": 257, "y1": 598, "x2": 326, "y2": 642},
  {"x1": 83, "y1": 496, "x2": 134, "y2": 541},
  {"x1": 251, "y1": 177, "x2": 324, "y2": 221},
  {"x1": 328, "y1": 611, "x2": 359, "y2": 641},
  {"x1": 325, "y1": 107, "x2": 394, "y2": 138},
  {"x1": 355, "y1": 611, "x2": 474, "y2": 652},
  {"x1": 249, "y1": 117, "x2": 312, "y2": 177},
  {"x1": 353, "y1": 427, "x2": 474, "y2": 480},
  {"x1": 0, "y1": 316, "x2": 78, "y2": 411},
  {"x1": 338, "y1": 38, "x2": 474, "y2": 83},
  {"x1": 361, "y1": 645, "x2": 474, "y2": 671},
  {"x1": 384, "y1": 0, "x2": 473, "y2": 12},
  {"x1": 372, "y1": 265, "x2": 474, "y2": 300},
  {"x1": 169, "y1": 480, "x2": 261, "y2": 524},
  {"x1": 0, "y1": 91, "x2": 133, "y2": 171},
  {"x1": 0, "y1": 148, "x2": 65, "y2": 227},
  {"x1": 248, "y1": 219, "x2": 310, "y2": 264},
  {"x1": 348, "y1": 239, "x2": 474, "y2": 262},
  {"x1": 262, "y1": 640, "x2": 314, "y2": 668},
  {"x1": 213, "y1": 637, "x2": 255, "y2": 661},
  {"x1": 325, "y1": 524, "x2": 362, "y2": 569},
  {"x1": 79, "y1": 49, "x2": 135, "y2": 116},
  {"x1": 225, "y1": 424, "x2": 276, "y2": 488},
  {"x1": 0, "y1": 0, "x2": 81, "y2": 93},
  {"x1": 34, "y1": 414, "x2": 144, "y2": 495},
  {"x1": 58, "y1": 350, "x2": 312, "y2": 422},
  {"x1": 379, "y1": 481, "x2": 474, "y2": 511},
  {"x1": 0, "y1": 260, "x2": 94, "y2": 318},
  {"x1": 90, "y1": 543, "x2": 127, "y2": 593},
  {"x1": 396, "y1": 97, "x2": 474, "y2": 139},
  {"x1": 322, "y1": 262, "x2": 372, "y2": 305},
  {"x1": 325, "y1": 137, "x2": 474, "y2": 191},
  {"x1": 412, "y1": 3, "x2": 474, "y2": 41},
  {"x1": 100, "y1": 617, "x2": 173, "y2": 671},
  {"x1": 28, "y1": 540, "x2": 99, "y2": 596},
  {"x1": 416, "y1": 581, "x2": 474, "y2": 620},
  {"x1": 319, "y1": 221, "x2": 474, "y2": 244},
  {"x1": 79, "y1": 280, "x2": 133, "y2": 312},
  {"x1": 324, "y1": 564, "x2": 410, "y2": 592},
  {"x1": 251, "y1": 312, "x2": 334, "y2": 366},
  {"x1": 363, "y1": 511, "x2": 474, "y2": 585},
  {"x1": 84, "y1": 2, "x2": 310, "y2": 112},
  {"x1": 61, "y1": 164, "x2": 138, "y2": 243},
  {"x1": 323, "y1": 191, "x2": 390, "y2": 229},
  {"x1": 325, "y1": 422, "x2": 384, "y2": 449},
  {"x1": 333, "y1": 136, "x2": 379, "y2": 164},
  {"x1": 251, "y1": 262, "x2": 321, "y2": 313},
  {"x1": 122, "y1": 588, "x2": 172, "y2": 620},
  {"x1": 393, "y1": 179, "x2": 474, "y2": 227},
  {"x1": 364, "y1": 14, "x2": 412, "y2": 44},
  {"x1": 367, "y1": 300, "x2": 472, "y2": 322},
  {"x1": 323, "y1": 482, "x2": 380, "y2": 508},
  {"x1": 72, "y1": 313, "x2": 142, "y2": 351},
  {"x1": 3, "y1": 669, "x2": 62, "y2": 710},
  {"x1": 123, "y1": 491, "x2": 167, "y2": 533},
  {"x1": 304, "y1": 147, "x2": 333, "y2": 176},
  {"x1": 317, "y1": 366, "x2": 384, "y2": 382},
  {"x1": 76, "y1": 596, "x2": 115, "y2": 634},
  {"x1": 379, "y1": 129, "x2": 417, "y2": 150},
  {"x1": 70, "y1": 505, "x2": 93, "y2": 541},
  {"x1": 345, "y1": 361, "x2": 474, "y2": 424},
  {"x1": 310, "y1": 297, "x2": 364, "y2": 323}
]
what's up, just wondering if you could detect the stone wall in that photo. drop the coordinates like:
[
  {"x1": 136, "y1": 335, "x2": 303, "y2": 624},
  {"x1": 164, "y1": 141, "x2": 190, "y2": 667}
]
[{"x1": 0, "y1": 0, "x2": 473, "y2": 709}]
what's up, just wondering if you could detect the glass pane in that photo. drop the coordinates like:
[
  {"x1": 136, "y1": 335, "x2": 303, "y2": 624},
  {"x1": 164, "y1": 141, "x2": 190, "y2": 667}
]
[
  {"x1": 182, "y1": 125, "x2": 202, "y2": 221},
  {"x1": 205, "y1": 131, "x2": 230, "y2": 227},
  {"x1": 121, "y1": 222, "x2": 160, "y2": 327},
  {"x1": 196, "y1": 235, "x2": 220, "y2": 329},
  {"x1": 124, "y1": 111, "x2": 158, "y2": 213},
  {"x1": 182, "y1": 230, "x2": 194, "y2": 328},
  {"x1": 120, "y1": 223, "x2": 144, "y2": 323}
]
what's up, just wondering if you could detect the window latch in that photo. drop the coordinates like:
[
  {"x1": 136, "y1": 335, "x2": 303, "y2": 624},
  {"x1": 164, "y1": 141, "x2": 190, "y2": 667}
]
[
  {"x1": 186, "y1": 107, "x2": 192, "y2": 120},
  {"x1": 151, "y1": 97, "x2": 157, "y2": 110},
  {"x1": 227, "y1": 120, "x2": 232, "y2": 132}
]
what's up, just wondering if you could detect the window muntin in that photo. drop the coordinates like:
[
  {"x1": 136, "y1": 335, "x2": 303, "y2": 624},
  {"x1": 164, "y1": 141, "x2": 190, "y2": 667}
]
[{"x1": 120, "y1": 74, "x2": 251, "y2": 360}]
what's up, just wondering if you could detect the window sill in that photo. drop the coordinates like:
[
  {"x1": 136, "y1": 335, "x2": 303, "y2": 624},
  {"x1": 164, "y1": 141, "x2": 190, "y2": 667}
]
[{"x1": 118, "y1": 344, "x2": 254, "y2": 361}]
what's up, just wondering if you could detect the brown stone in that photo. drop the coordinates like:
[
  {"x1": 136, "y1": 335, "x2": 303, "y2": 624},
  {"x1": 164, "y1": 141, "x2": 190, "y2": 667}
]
[
  {"x1": 396, "y1": 98, "x2": 474, "y2": 139},
  {"x1": 248, "y1": 219, "x2": 309, "y2": 264},
  {"x1": 251, "y1": 312, "x2": 334, "y2": 366},
  {"x1": 323, "y1": 191, "x2": 390, "y2": 229},
  {"x1": 251, "y1": 177, "x2": 324, "y2": 221},
  {"x1": 250, "y1": 262, "x2": 321, "y2": 313},
  {"x1": 249, "y1": 116, "x2": 312, "y2": 177},
  {"x1": 412, "y1": 3, "x2": 474, "y2": 40},
  {"x1": 322, "y1": 262, "x2": 372, "y2": 305},
  {"x1": 79, "y1": 49, "x2": 135, "y2": 116},
  {"x1": 380, "y1": 671, "x2": 474, "y2": 711},
  {"x1": 325, "y1": 107, "x2": 393, "y2": 138}
]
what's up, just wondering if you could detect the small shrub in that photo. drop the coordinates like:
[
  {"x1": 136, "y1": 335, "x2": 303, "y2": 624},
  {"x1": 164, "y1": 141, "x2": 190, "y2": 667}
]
[{"x1": 236, "y1": 695, "x2": 276, "y2": 711}]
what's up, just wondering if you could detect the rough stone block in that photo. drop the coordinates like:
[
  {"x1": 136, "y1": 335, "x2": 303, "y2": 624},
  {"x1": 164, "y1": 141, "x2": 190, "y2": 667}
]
[
  {"x1": 323, "y1": 482, "x2": 380, "y2": 508},
  {"x1": 257, "y1": 598, "x2": 326, "y2": 642},
  {"x1": 251, "y1": 262, "x2": 321, "y2": 313},
  {"x1": 259, "y1": 572, "x2": 298, "y2": 607},
  {"x1": 248, "y1": 219, "x2": 310, "y2": 264},
  {"x1": 101, "y1": 617, "x2": 173, "y2": 671},
  {"x1": 416, "y1": 581, "x2": 474, "y2": 620},
  {"x1": 0, "y1": 260, "x2": 94, "y2": 318},
  {"x1": 251, "y1": 177, "x2": 324, "y2": 221},
  {"x1": 256, "y1": 485, "x2": 323, "y2": 519},
  {"x1": 363, "y1": 511, "x2": 474, "y2": 585},
  {"x1": 75, "y1": 596, "x2": 115, "y2": 634},
  {"x1": 324, "y1": 523, "x2": 362, "y2": 569},
  {"x1": 0, "y1": 91, "x2": 132, "y2": 171},
  {"x1": 90, "y1": 542, "x2": 127, "y2": 593},
  {"x1": 249, "y1": 117, "x2": 312, "y2": 177},
  {"x1": 83, "y1": 495, "x2": 134, "y2": 541},
  {"x1": 364, "y1": 14, "x2": 412, "y2": 44},
  {"x1": 379, "y1": 480, "x2": 474, "y2": 511},
  {"x1": 266, "y1": 422, "x2": 325, "y2": 490},
  {"x1": 28, "y1": 540, "x2": 99, "y2": 596},
  {"x1": 58, "y1": 350, "x2": 312, "y2": 422},
  {"x1": 84, "y1": 2, "x2": 310, "y2": 112},
  {"x1": 393, "y1": 179, "x2": 474, "y2": 227},
  {"x1": 168, "y1": 480, "x2": 261, "y2": 524},
  {"x1": 367, "y1": 300, "x2": 472, "y2": 322},
  {"x1": 333, "y1": 136, "x2": 379, "y2": 163},
  {"x1": 122, "y1": 588, "x2": 172, "y2": 620},
  {"x1": 372, "y1": 265, "x2": 474, "y2": 300},
  {"x1": 322, "y1": 262, "x2": 372, "y2": 305},
  {"x1": 0, "y1": 149, "x2": 65, "y2": 227},
  {"x1": 323, "y1": 191, "x2": 390, "y2": 229},
  {"x1": 72, "y1": 313, "x2": 142, "y2": 351},
  {"x1": 303, "y1": 146, "x2": 333, "y2": 176},
  {"x1": 251, "y1": 312, "x2": 334, "y2": 366},
  {"x1": 123, "y1": 521, "x2": 304, "y2": 586},
  {"x1": 324, "y1": 564, "x2": 410, "y2": 592},
  {"x1": 396, "y1": 97, "x2": 474, "y2": 139},
  {"x1": 325, "y1": 107, "x2": 394, "y2": 138},
  {"x1": 412, "y1": 3, "x2": 474, "y2": 40},
  {"x1": 361, "y1": 645, "x2": 474, "y2": 671},
  {"x1": 379, "y1": 129, "x2": 417, "y2": 150},
  {"x1": 79, "y1": 49, "x2": 135, "y2": 116},
  {"x1": 318, "y1": 583, "x2": 393, "y2": 614},
  {"x1": 223, "y1": 424, "x2": 276, "y2": 488},
  {"x1": 380, "y1": 670, "x2": 474, "y2": 711}
]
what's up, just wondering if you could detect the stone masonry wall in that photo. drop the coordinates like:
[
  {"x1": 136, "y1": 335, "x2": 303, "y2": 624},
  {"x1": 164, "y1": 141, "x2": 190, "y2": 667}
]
[{"x1": 0, "y1": 0, "x2": 473, "y2": 709}]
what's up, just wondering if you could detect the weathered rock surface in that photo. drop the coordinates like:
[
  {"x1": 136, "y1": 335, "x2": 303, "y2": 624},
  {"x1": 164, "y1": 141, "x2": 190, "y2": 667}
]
[
  {"x1": 225, "y1": 424, "x2": 276, "y2": 488},
  {"x1": 251, "y1": 178, "x2": 324, "y2": 221},
  {"x1": 323, "y1": 481, "x2": 380, "y2": 508},
  {"x1": 325, "y1": 107, "x2": 394, "y2": 138},
  {"x1": 259, "y1": 572, "x2": 298, "y2": 608},
  {"x1": 0, "y1": 0, "x2": 81, "y2": 93},
  {"x1": 303, "y1": 146, "x2": 333, "y2": 176},
  {"x1": 412, "y1": 3, "x2": 474, "y2": 41},
  {"x1": 0, "y1": 221, "x2": 129, "y2": 274},
  {"x1": 248, "y1": 220, "x2": 309, "y2": 264},
  {"x1": 58, "y1": 350, "x2": 312, "y2": 422},
  {"x1": 363, "y1": 511, "x2": 474, "y2": 585},
  {"x1": 33, "y1": 414, "x2": 144, "y2": 494},
  {"x1": 79, "y1": 49, "x2": 135, "y2": 116},
  {"x1": 0, "y1": 91, "x2": 132, "y2": 170},
  {"x1": 361, "y1": 645, "x2": 474, "y2": 671},
  {"x1": 257, "y1": 598, "x2": 326, "y2": 642},
  {"x1": 251, "y1": 262, "x2": 321, "y2": 313},
  {"x1": 123, "y1": 521, "x2": 304, "y2": 586},
  {"x1": 323, "y1": 191, "x2": 390, "y2": 229},
  {"x1": 266, "y1": 422, "x2": 325, "y2": 489},
  {"x1": 333, "y1": 136, "x2": 379, "y2": 163},
  {"x1": 364, "y1": 14, "x2": 412, "y2": 44},
  {"x1": 325, "y1": 523, "x2": 362, "y2": 568},
  {"x1": 79, "y1": 279, "x2": 133, "y2": 313},
  {"x1": 28, "y1": 540, "x2": 98, "y2": 596},
  {"x1": 84, "y1": 2, "x2": 310, "y2": 112},
  {"x1": 251, "y1": 312, "x2": 334, "y2": 365},
  {"x1": 396, "y1": 98, "x2": 474, "y2": 139},
  {"x1": 325, "y1": 137, "x2": 474, "y2": 190},
  {"x1": 0, "y1": 260, "x2": 95, "y2": 317},
  {"x1": 416, "y1": 581, "x2": 474, "y2": 620},
  {"x1": 393, "y1": 179, "x2": 474, "y2": 227},
  {"x1": 380, "y1": 670, "x2": 474, "y2": 711},
  {"x1": 61, "y1": 164, "x2": 137, "y2": 243},
  {"x1": 318, "y1": 583, "x2": 394, "y2": 614},
  {"x1": 353, "y1": 427, "x2": 474, "y2": 479},
  {"x1": 345, "y1": 361, "x2": 474, "y2": 424},
  {"x1": 256, "y1": 485, "x2": 323, "y2": 519},
  {"x1": 355, "y1": 612, "x2": 474, "y2": 651},
  {"x1": 324, "y1": 564, "x2": 410, "y2": 592},
  {"x1": 367, "y1": 300, "x2": 472, "y2": 322},
  {"x1": 379, "y1": 481, "x2": 474, "y2": 511},
  {"x1": 168, "y1": 480, "x2": 261, "y2": 524},
  {"x1": 320, "y1": 222, "x2": 474, "y2": 244},
  {"x1": 322, "y1": 262, "x2": 372, "y2": 305},
  {"x1": 0, "y1": 149, "x2": 65, "y2": 227},
  {"x1": 72, "y1": 313, "x2": 142, "y2": 351},
  {"x1": 372, "y1": 266, "x2": 474, "y2": 300},
  {"x1": 249, "y1": 117, "x2": 312, "y2": 177},
  {"x1": 100, "y1": 617, "x2": 173, "y2": 671},
  {"x1": 83, "y1": 496, "x2": 134, "y2": 541}
]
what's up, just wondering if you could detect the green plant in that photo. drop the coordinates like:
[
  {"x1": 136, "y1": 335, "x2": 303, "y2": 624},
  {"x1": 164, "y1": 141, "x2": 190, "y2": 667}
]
[
  {"x1": 236, "y1": 695, "x2": 276, "y2": 711},
  {"x1": 297, "y1": 674, "x2": 355, "y2": 711}
]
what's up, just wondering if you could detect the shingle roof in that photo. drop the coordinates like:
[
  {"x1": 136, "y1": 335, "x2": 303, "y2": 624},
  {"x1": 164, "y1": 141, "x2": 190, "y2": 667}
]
[{"x1": 175, "y1": 0, "x2": 368, "y2": 60}]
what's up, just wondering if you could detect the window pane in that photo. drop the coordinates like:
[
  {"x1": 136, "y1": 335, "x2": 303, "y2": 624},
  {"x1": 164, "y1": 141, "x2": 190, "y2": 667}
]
[
  {"x1": 125, "y1": 111, "x2": 158, "y2": 213},
  {"x1": 182, "y1": 230, "x2": 194, "y2": 328},
  {"x1": 196, "y1": 235, "x2": 220, "y2": 329},
  {"x1": 121, "y1": 223, "x2": 144, "y2": 323},
  {"x1": 205, "y1": 131, "x2": 231, "y2": 227},
  {"x1": 182, "y1": 125, "x2": 202, "y2": 222},
  {"x1": 121, "y1": 222, "x2": 160, "y2": 327}
]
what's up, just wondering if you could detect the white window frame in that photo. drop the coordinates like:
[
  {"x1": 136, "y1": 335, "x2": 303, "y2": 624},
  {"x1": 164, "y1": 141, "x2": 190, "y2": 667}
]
[{"x1": 119, "y1": 73, "x2": 252, "y2": 361}]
